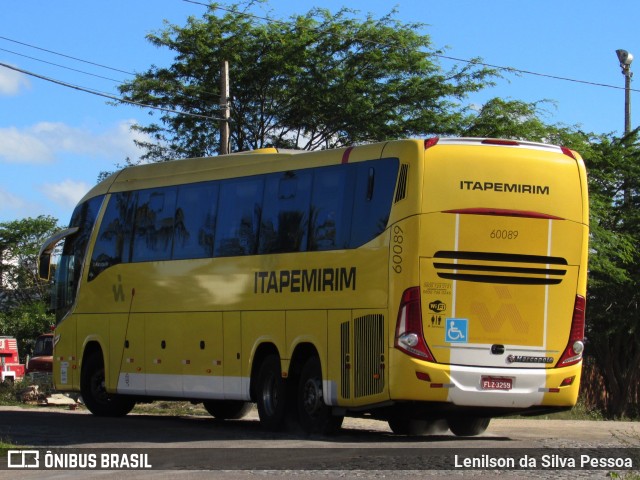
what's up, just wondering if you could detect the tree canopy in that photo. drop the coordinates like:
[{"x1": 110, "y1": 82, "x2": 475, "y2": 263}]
[
  {"x1": 577, "y1": 130, "x2": 640, "y2": 417},
  {"x1": 118, "y1": 2, "x2": 498, "y2": 160},
  {"x1": 0, "y1": 215, "x2": 59, "y2": 307},
  {"x1": 0, "y1": 216, "x2": 58, "y2": 358}
]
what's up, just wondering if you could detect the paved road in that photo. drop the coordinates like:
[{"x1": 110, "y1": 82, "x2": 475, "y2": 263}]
[
  {"x1": 1, "y1": 405, "x2": 638, "y2": 478},
  {"x1": 1, "y1": 405, "x2": 638, "y2": 448}
]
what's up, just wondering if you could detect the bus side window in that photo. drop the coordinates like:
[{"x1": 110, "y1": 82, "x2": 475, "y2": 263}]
[
  {"x1": 309, "y1": 165, "x2": 355, "y2": 251},
  {"x1": 132, "y1": 187, "x2": 178, "y2": 263},
  {"x1": 172, "y1": 182, "x2": 219, "y2": 260},
  {"x1": 89, "y1": 192, "x2": 137, "y2": 280},
  {"x1": 350, "y1": 158, "x2": 399, "y2": 248},
  {"x1": 259, "y1": 171, "x2": 312, "y2": 254},
  {"x1": 215, "y1": 177, "x2": 264, "y2": 257}
]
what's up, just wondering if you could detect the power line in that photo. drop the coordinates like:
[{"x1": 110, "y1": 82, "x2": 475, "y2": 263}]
[
  {"x1": 437, "y1": 54, "x2": 640, "y2": 93},
  {"x1": 0, "y1": 35, "x2": 222, "y2": 101},
  {"x1": 0, "y1": 47, "x2": 126, "y2": 85},
  {"x1": 0, "y1": 35, "x2": 136, "y2": 76},
  {"x1": 183, "y1": 0, "x2": 640, "y2": 94},
  {"x1": 0, "y1": 62, "x2": 227, "y2": 122}
]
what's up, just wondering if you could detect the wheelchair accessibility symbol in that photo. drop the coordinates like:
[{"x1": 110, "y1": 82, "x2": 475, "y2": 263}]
[{"x1": 445, "y1": 318, "x2": 468, "y2": 343}]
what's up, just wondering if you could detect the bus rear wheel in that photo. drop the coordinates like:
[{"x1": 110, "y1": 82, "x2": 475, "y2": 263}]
[
  {"x1": 447, "y1": 416, "x2": 491, "y2": 436},
  {"x1": 297, "y1": 356, "x2": 343, "y2": 435},
  {"x1": 256, "y1": 354, "x2": 287, "y2": 430},
  {"x1": 80, "y1": 351, "x2": 135, "y2": 417},
  {"x1": 203, "y1": 400, "x2": 252, "y2": 420}
]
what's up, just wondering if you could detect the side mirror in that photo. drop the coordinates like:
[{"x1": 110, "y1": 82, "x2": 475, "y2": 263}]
[
  {"x1": 39, "y1": 250, "x2": 52, "y2": 281},
  {"x1": 38, "y1": 227, "x2": 79, "y2": 280}
]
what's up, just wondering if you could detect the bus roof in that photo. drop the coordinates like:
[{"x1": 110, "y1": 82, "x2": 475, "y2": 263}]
[
  {"x1": 79, "y1": 141, "x2": 392, "y2": 203},
  {"x1": 78, "y1": 137, "x2": 582, "y2": 205}
]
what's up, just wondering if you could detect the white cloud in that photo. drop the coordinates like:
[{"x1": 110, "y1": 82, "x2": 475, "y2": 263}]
[
  {"x1": 0, "y1": 120, "x2": 150, "y2": 164},
  {"x1": 0, "y1": 188, "x2": 26, "y2": 211},
  {"x1": 0, "y1": 187, "x2": 43, "y2": 223},
  {"x1": 0, "y1": 65, "x2": 30, "y2": 95},
  {"x1": 40, "y1": 179, "x2": 91, "y2": 209},
  {"x1": 0, "y1": 126, "x2": 53, "y2": 163}
]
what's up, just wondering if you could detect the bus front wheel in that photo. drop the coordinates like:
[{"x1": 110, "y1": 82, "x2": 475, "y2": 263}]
[
  {"x1": 256, "y1": 354, "x2": 287, "y2": 430},
  {"x1": 203, "y1": 400, "x2": 252, "y2": 420},
  {"x1": 447, "y1": 416, "x2": 491, "y2": 436},
  {"x1": 297, "y1": 356, "x2": 343, "y2": 435},
  {"x1": 80, "y1": 351, "x2": 135, "y2": 417}
]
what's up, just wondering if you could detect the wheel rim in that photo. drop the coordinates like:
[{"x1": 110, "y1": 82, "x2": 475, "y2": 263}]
[
  {"x1": 302, "y1": 377, "x2": 323, "y2": 417},
  {"x1": 262, "y1": 372, "x2": 279, "y2": 416},
  {"x1": 91, "y1": 368, "x2": 109, "y2": 404}
]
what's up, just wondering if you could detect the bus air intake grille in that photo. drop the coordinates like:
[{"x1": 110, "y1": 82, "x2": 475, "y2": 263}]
[
  {"x1": 340, "y1": 320, "x2": 351, "y2": 400},
  {"x1": 394, "y1": 164, "x2": 409, "y2": 203},
  {"x1": 433, "y1": 251, "x2": 568, "y2": 285},
  {"x1": 354, "y1": 314, "x2": 385, "y2": 398}
]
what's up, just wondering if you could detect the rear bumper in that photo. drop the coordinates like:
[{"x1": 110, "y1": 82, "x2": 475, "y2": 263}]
[{"x1": 388, "y1": 350, "x2": 582, "y2": 409}]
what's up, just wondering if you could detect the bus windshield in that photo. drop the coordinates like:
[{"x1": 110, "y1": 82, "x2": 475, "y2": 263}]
[{"x1": 52, "y1": 195, "x2": 104, "y2": 322}]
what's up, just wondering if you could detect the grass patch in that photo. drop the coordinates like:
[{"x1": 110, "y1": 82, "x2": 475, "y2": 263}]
[
  {"x1": 609, "y1": 473, "x2": 640, "y2": 480},
  {"x1": 506, "y1": 400, "x2": 608, "y2": 421},
  {"x1": 539, "y1": 400, "x2": 606, "y2": 421},
  {"x1": 132, "y1": 401, "x2": 209, "y2": 417},
  {"x1": 0, "y1": 381, "x2": 23, "y2": 405},
  {"x1": 0, "y1": 438, "x2": 17, "y2": 457}
]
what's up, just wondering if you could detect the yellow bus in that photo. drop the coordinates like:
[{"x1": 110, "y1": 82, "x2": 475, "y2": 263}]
[{"x1": 39, "y1": 137, "x2": 588, "y2": 436}]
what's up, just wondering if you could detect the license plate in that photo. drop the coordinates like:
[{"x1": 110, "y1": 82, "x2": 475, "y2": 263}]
[{"x1": 481, "y1": 376, "x2": 513, "y2": 391}]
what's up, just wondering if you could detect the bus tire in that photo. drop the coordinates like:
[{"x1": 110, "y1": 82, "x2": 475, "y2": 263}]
[
  {"x1": 80, "y1": 351, "x2": 135, "y2": 417},
  {"x1": 447, "y1": 416, "x2": 491, "y2": 436},
  {"x1": 256, "y1": 354, "x2": 287, "y2": 431},
  {"x1": 297, "y1": 356, "x2": 343, "y2": 435},
  {"x1": 203, "y1": 400, "x2": 252, "y2": 420}
]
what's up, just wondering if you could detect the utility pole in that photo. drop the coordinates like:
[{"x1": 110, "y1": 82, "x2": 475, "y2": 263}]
[
  {"x1": 616, "y1": 49, "x2": 634, "y2": 205},
  {"x1": 220, "y1": 60, "x2": 230, "y2": 155},
  {"x1": 616, "y1": 49, "x2": 634, "y2": 134}
]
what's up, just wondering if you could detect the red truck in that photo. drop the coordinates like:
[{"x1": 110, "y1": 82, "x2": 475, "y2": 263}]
[
  {"x1": 25, "y1": 333, "x2": 53, "y2": 375},
  {"x1": 0, "y1": 336, "x2": 25, "y2": 383}
]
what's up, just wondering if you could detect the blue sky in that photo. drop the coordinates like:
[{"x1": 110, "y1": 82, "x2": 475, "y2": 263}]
[{"x1": 1, "y1": 0, "x2": 638, "y2": 225}]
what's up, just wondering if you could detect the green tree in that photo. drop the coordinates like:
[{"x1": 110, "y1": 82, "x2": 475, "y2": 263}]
[
  {"x1": 0, "y1": 303, "x2": 53, "y2": 361},
  {"x1": 0, "y1": 216, "x2": 58, "y2": 360},
  {"x1": 461, "y1": 97, "x2": 578, "y2": 144},
  {"x1": 0, "y1": 216, "x2": 59, "y2": 307},
  {"x1": 578, "y1": 130, "x2": 640, "y2": 418},
  {"x1": 118, "y1": 2, "x2": 497, "y2": 161}
]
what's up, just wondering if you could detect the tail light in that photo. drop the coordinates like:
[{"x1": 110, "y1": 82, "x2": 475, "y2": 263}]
[
  {"x1": 556, "y1": 295, "x2": 586, "y2": 367},
  {"x1": 424, "y1": 137, "x2": 439, "y2": 149},
  {"x1": 481, "y1": 139, "x2": 519, "y2": 146},
  {"x1": 561, "y1": 146, "x2": 577, "y2": 159},
  {"x1": 395, "y1": 287, "x2": 435, "y2": 361}
]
